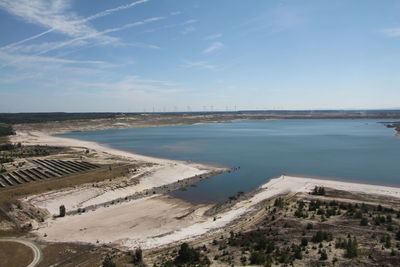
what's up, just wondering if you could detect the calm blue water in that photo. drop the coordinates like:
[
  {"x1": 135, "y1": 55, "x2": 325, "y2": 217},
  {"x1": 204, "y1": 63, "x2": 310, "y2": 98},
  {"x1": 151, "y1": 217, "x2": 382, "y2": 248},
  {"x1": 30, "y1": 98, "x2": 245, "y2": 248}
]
[{"x1": 59, "y1": 120, "x2": 400, "y2": 203}]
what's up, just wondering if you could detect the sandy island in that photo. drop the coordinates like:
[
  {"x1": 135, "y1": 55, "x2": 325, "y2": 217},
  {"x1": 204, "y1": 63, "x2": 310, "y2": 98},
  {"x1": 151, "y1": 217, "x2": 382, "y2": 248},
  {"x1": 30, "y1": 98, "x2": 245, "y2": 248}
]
[{"x1": 10, "y1": 130, "x2": 400, "y2": 251}]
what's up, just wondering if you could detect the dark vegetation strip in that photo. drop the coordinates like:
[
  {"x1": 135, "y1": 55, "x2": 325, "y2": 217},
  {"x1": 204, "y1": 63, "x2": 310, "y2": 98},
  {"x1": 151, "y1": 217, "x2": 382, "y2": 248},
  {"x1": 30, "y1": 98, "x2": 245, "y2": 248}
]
[
  {"x1": 0, "y1": 113, "x2": 120, "y2": 124},
  {"x1": 2, "y1": 110, "x2": 400, "y2": 125},
  {"x1": 0, "y1": 124, "x2": 14, "y2": 137}
]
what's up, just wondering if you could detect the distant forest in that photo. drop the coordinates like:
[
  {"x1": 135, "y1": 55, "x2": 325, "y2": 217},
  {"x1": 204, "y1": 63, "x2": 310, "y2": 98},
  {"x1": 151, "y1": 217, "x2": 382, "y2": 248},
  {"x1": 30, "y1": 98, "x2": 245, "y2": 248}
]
[
  {"x1": 0, "y1": 113, "x2": 122, "y2": 124},
  {"x1": 0, "y1": 123, "x2": 15, "y2": 137},
  {"x1": 1, "y1": 110, "x2": 400, "y2": 125}
]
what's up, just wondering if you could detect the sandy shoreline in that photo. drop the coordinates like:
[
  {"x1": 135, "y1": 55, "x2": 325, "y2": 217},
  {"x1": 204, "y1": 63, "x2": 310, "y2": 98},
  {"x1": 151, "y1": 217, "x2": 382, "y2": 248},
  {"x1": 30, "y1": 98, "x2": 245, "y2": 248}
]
[
  {"x1": 10, "y1": 129, "x2": 400, "y2": 251},
  {"x1": 10, "y1": 131, "x2": 223, "y2": 215},
  {"x1": 30, "y1": 174, "x2": 400, "y2": 250}
]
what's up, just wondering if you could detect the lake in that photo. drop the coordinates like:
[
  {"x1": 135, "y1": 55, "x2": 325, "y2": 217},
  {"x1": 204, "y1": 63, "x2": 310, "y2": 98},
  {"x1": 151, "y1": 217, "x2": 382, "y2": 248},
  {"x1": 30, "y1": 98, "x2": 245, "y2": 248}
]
[{"x1": 59, "y1": 119, "x2": 400, "y2": 203}]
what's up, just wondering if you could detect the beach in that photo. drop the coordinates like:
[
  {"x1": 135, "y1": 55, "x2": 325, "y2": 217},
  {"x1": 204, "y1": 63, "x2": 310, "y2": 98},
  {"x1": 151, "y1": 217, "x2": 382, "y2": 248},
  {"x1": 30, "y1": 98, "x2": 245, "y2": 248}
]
[{"x1": 10, "y1": 129, "x2": 400, "y2": 250}]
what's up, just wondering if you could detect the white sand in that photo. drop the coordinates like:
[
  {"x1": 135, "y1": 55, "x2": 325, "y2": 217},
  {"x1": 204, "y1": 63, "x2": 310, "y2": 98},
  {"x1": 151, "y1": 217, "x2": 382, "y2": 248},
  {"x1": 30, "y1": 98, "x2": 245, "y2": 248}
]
[
  {"x1": 32, "y1": 175, "x2": 400, "y2": 249},
  {"x1": 11, "y1": 131, "x2": 217, "y2": 215},
  {"x1": 123, "y1": 175, "x2": 400, "y2": 249},
  {"x1": 35, "y1": 195, "x2": 212, "y2": 247},
  {"x1": 14, "y1": 129, "x2": 400, "y2": 250},
  {"x1": 27, "y1": 163, "x2": 210, "y2": 215},
  {"x1": 12, "y1": 131, "x2": 197, "y2": 165}
]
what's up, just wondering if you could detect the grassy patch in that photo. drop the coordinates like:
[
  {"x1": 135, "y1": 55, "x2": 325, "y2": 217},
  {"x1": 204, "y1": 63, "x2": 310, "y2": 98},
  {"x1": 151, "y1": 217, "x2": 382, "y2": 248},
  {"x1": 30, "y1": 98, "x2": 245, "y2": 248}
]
[{"x1": 0, "y1": 241, "x2": 33, "y2": 267}]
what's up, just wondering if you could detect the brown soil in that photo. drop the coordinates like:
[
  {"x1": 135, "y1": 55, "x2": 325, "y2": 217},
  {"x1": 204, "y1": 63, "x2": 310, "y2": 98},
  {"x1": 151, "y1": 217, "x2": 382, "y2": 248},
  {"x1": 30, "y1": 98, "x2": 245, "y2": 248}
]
[{"x1": 0, "y1": 241, "x2": 34, "y2": 267}]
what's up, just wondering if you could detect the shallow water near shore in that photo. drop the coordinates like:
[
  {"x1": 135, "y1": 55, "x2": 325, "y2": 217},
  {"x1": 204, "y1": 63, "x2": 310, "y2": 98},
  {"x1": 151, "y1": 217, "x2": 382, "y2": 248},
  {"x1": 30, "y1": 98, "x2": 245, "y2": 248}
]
[{"x1": 59, "y1": 119, "x2": 400, "y2": 203}]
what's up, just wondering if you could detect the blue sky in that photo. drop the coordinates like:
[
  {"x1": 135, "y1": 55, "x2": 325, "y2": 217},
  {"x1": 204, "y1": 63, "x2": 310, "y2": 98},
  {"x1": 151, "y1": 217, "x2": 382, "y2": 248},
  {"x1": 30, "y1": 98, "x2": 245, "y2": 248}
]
[{"x1": 0, "y1": 0, "x2": 400, "y2": 112}]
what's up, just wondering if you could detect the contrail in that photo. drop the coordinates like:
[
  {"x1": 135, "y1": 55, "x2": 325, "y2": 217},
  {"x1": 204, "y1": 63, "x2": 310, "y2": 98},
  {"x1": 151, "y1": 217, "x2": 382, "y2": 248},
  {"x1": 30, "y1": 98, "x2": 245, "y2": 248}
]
[
  {"x1": 36, "y1": 17, "x2": 164, "y2": 56},
  {"x1": 0, "y1": 29, "x2": 54, "y2": 50},
  {"x1": 83, "y1": 0, "x2": 149, "y2": 22},
  {"x1": 0, "y1": 0, "x2": 150, "y2": 50}
]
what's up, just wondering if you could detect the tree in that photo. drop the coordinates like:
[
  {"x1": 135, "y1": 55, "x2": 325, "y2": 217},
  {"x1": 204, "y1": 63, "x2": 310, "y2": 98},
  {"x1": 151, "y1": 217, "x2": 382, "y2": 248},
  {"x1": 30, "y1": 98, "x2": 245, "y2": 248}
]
[
  {"x1": 312, "y1": 231, "x2": 333, "y2": 243},
  {"x1": 132, "y1": 248, "x2": 143, "y2": 264},
  {"x1": 59, "y1": 205, "x2": 66, "y2": 217},
  {"x1": 320, "y1": 249, "x2": 328, "y2": 260},
  {"x1": 250, "y1": 251, "x2": 268, "y2": 265},
  {"x1": 318, "y1": 186, "x2": 326, "y2": 195},
  {"x1": 301, "y1": 237, "x2": 308, "y2": 247},
  {"x1": 360, "y1": 217, "x2": 368, "y2": 226},
  {"x1": 385, "y1": 236, "x2": 392, "y2": 249},
  {"x1": 274, "y1": 197, "x2": 285, "y2": 208},
  {"x1": 102, "y1": 255, "x2": 116, "y2": 267},
  {"x1": 293, "y1": 245, "x2": 303, "y2": 259},
  {"x1": 345, "y1": 237, "x2": 358, "y2": 258},
  {"x1": 173, "y1": 243, "x2": 210, "y2": 266},
  {"x1": 135, "y1": 247, "x2": 142, "y2": 261},
  {"x1": 312, "y1": 186, "x2": 326, "y2": 196}
]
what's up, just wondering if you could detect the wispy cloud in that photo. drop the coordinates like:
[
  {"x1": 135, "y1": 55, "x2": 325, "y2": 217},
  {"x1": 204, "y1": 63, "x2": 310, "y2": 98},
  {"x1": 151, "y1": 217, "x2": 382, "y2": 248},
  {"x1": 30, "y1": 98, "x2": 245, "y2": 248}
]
[
  {"x1": 78, "y1": 76, "x2": 180, "y2": 93},
  {"x1": 143, "y1": 19, "x2": 197, "y2": 33},
  {"x1": 205, "y1": 33, "x2": 222, "y2": 40},
  {"x1": 35, "y1": 17, "x2": 165, "y2": 55},
  {"x1": 202, "y1": 42, "x2": 223, "y2": 54},
  {"x1": 182, "y1": 60, "x2": 216, "y2": 70},
  {"x1": 0, "y1": 15, "x2": 164, "y2": 70},
  {"x1": 237, "y1": 5, "x2": 309, "y2": 35},
  {"x1": 82, "y1": 0, "x2": 149, "y2": 22},
  {"x1": 0, "y1": 51, "x2": 113, "y2": 69},
  {"x1": 382, "y1": 28, "x2": 400, "y2": 37},
  {"x1": 0, "y1": 0, "x2": 151, "y2": 49},
  {"x1": 182, "y1": 26, "x2": 196, "y2": 35}
]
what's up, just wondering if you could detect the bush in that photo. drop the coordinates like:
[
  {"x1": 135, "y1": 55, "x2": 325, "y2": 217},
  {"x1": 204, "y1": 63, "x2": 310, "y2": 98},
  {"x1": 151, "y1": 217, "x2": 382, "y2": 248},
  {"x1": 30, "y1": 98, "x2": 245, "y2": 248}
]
[
  {"x1": 172, "y1": 243, "x2": 211, "y2": 266},
  {"x1": 250, "y1": 251, "x2": 267, "y2": 265},
  {"x1": 320, "y1": 249, "x2": 328, "y2": 260},
  {"x1": 131, "y1": 247, "x2": 143, "y2": 264},
  {"x1": 311, "y1": 186, "x2": 326, "y2": 196},
  {"x1": 309, "y1": 200, "x2": 322, "y2": 211},
  {"x1": 274, "y1": 197, "x2": 285, "y2": 208},
  {"x1": 293, "y1": 244, "x2": 302, "y2": 259},
  {"x1": 360, "y1": 217, "x2": 368, "y2": 226},
  {"x1": 250, "y1": 251, "x2": 272, "y2": 266},
  {"x1": 312, "y1": 231, "x2": 333, "y2": 243},
  {"x1": 345, "y1": 237, "x2": 358, "y2": 258},
  {"x1": 102, "y1": 255, "x2": 116, "y2": 267}
]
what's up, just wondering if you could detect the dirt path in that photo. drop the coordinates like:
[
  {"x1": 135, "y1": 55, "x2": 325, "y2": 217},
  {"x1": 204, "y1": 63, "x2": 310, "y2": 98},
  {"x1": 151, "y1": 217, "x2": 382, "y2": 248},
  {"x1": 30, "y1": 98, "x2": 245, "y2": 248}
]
[{"x1": 0, "y1": 238, "x2": 42, "y2": 267}]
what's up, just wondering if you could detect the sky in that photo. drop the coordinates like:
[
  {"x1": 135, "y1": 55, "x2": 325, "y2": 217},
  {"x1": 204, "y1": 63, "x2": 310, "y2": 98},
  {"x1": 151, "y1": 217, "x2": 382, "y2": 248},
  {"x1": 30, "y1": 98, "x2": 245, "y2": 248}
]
[{"x1": 0, "y1": 0, "x2": 400, "y2": 112}]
